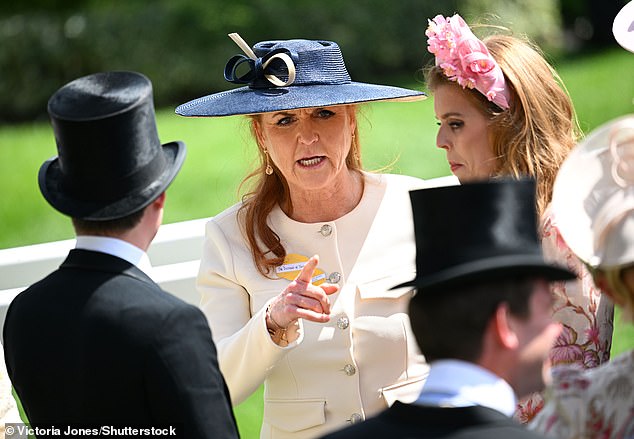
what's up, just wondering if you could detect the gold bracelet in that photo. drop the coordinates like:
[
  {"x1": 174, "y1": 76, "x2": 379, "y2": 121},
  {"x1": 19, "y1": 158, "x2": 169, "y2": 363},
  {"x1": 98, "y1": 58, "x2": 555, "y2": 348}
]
[{"x1": 266, "y1": 305, "x2": 288, "y2": 345}]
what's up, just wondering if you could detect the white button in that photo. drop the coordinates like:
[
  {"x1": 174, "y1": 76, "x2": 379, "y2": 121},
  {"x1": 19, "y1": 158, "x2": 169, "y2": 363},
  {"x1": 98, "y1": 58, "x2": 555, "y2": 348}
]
[
  {"x1": 319, "y1": 224, "x2": 333, "y2": 236},
  {"x1": 349, "y1": 413, "x2": 363, "y2": 424},
  {"x1": 337, "y1": 316, "x2": 349, "y2": 330},
  {"x1": 343, "y1": 364, "x2": 356, "y2": 376},
  {"x1": 328, "y1": 272, "x2": 341, "y2": 283}
]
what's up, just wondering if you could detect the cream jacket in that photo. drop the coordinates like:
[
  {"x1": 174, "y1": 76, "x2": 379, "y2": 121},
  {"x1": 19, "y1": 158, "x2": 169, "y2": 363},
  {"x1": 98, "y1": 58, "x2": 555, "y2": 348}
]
[{"x1": 198, "y1": 173, "x2": 435, "y2": 439}]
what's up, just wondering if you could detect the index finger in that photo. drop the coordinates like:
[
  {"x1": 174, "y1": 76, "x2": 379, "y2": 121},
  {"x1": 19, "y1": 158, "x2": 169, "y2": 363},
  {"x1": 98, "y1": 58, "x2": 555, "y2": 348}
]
[{"x1": 296, "y1": 255, "x2": 319, "y2": 284}]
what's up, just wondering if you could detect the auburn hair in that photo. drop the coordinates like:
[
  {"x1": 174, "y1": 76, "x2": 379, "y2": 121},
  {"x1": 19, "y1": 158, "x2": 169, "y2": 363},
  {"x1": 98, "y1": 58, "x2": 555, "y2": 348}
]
[{"x1": 427, "y1": 34, "x2": 581, "y2": 218}]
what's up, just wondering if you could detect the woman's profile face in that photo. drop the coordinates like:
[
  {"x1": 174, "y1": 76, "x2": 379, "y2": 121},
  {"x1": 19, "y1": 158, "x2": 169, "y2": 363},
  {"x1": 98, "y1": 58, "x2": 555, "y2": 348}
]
[
  {"x1": 433, "y1": 84, "x2": 498, "y2": 183},
  {"x1": 254, "y1": 105, "x2": 356, "y2": 195}
]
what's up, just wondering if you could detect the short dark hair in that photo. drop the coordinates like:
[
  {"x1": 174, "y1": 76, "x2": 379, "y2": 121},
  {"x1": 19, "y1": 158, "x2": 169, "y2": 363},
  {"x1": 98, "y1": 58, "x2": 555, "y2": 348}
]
[
  {"x1": 72, "y1": 208, "x2": 145, "y2": 236},
  {"x1": 408, "y1": 277, "x2": 536, "y2": 363}
]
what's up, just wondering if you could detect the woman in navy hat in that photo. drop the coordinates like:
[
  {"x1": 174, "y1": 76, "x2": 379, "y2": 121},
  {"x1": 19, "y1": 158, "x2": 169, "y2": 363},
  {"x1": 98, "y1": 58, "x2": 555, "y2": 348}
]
[
  {"x1": 422, "y1": 14, "x2": 614, "y2": 422},
  {"x1": 177, "y1": 35, "x2": 435, "y2": 439}
]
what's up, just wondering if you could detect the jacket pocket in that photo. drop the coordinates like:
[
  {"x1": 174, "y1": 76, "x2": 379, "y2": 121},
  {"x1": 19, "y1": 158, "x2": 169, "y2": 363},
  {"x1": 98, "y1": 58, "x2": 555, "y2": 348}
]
[
  {"x1": 356, "y1": 272, "x2": 415, "y2": 299},
  {"x1": 263, "y1": 398, "x2": 326, "y2": 433},
  {"x1": 380, "y1": 374, "x2": 428, "y2": 406}
]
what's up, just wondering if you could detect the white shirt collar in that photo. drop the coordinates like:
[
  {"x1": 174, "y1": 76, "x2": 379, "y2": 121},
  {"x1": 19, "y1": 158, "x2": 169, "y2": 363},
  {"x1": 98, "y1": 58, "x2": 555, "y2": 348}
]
[
  {"x1": 414, "y1": 359, "x2": 517, "y2": 417},
  {"x1": 75, "y1": 235, "x2": 154, "y2": 277}
]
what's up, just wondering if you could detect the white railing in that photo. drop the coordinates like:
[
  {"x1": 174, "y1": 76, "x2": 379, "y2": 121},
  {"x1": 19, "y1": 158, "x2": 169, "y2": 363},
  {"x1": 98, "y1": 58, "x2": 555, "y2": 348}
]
[
  {"x1": 0, "y1": 175, "x2": 459, "y2": 333},
  {"x1": 0, "y1": 217, "x2": 212, "y2": 331}
]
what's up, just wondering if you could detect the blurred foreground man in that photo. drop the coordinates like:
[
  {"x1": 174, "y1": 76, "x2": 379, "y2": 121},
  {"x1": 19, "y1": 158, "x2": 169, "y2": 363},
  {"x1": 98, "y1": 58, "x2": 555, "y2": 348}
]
[
  {"x1": 322, "y1": 179, "x2": 574, "y2": 439},
  {"x1": 3, "y1": 71, "x2": 239, "y2": 439}
]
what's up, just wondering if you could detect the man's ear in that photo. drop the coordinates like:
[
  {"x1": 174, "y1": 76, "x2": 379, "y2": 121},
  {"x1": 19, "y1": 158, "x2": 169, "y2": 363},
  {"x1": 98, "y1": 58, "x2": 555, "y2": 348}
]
[
  {"x1": 492, "y1": 303, "x2": 519, "y2": 350},
  {"x1": 153, "y1": 192, "x2": 166, "y2": 209}
]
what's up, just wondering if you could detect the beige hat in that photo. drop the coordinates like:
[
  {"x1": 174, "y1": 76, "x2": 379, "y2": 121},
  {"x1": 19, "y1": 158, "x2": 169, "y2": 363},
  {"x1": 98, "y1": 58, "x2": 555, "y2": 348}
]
[
  {"x1": 552, "y1": 114, "x2": 634, "y2": 269},
  {"x1": 613, "y1": 1, "x2": 634, "y2": 53}
]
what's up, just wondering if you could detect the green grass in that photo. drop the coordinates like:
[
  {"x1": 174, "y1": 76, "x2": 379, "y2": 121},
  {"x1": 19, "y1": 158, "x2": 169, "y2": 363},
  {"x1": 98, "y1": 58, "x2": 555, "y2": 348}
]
[
  {"x1": 1, "y1": 48, "x2": 633, "y2": 438},
  {"x1": 234, "y1": 387, "x2": 265, "y2": 439}
]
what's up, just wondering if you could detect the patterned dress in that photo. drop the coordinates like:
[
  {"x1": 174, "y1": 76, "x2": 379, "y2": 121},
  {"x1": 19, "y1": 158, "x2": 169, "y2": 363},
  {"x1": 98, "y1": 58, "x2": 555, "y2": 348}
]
[
  {"x1": 516, "y1": 207, "x2": 614, "y2": 423},
  {"x1": 529, "y1": 350, "x2": 634, "y2": 438}
]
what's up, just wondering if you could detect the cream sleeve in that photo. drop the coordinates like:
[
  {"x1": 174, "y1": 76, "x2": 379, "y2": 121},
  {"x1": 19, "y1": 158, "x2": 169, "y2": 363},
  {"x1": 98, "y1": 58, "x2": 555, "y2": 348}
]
[{"x1": 197, "y1": 218, "x2": 302, "y2": 405}]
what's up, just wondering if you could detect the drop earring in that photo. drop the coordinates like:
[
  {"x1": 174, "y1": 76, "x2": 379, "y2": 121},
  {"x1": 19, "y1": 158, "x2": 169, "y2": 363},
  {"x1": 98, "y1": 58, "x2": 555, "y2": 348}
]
[{"x1": 264, "y1": 148, "x2": 273, "y2": 175}]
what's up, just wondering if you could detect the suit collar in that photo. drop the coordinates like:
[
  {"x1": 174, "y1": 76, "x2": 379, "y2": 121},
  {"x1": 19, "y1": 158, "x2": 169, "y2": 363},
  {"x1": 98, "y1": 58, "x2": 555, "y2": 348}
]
[
  {"x1": 75, "y1": 235, "x2": 153, "y2": 275},
  {"x1": 61, "y1": 249, "x2": 155, "y2": 286},
  {"x1": 416, "y1": 360, "x2": 517, "y2": 416},
  {"x1": 388, "y1": 401, "x2": 520, "y2": 429}
]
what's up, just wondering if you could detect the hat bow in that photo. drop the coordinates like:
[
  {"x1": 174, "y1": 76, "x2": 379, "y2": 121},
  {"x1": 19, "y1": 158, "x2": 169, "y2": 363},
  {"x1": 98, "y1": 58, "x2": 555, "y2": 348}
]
[{"x1": 224, "y1": 33, "x2": 298, "y2": 88}]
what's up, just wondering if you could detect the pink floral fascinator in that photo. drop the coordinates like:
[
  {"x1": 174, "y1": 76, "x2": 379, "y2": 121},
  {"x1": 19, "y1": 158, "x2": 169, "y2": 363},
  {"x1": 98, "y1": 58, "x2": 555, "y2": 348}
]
[{"x1": 426, "y1": 14, "x2": 511, "y2": 109}]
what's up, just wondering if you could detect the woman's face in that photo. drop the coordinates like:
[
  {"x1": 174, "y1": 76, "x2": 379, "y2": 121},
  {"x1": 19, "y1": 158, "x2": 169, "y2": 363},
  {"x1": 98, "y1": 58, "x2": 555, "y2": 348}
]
[
  {"x1": 433, "y1": 84, "x2": 498, "y2": 183},
  {"x1": 254, "y1": 105, "x2": 356, "y2": 194}
]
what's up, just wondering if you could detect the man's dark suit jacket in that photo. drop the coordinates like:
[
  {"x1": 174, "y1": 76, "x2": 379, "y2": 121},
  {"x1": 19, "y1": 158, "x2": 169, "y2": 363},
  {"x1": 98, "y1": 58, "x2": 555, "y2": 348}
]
[
  {"x1": 3, "y1": 249, "x2": 239, "y2": 439},
  {"x1": 321, "y1": 401, "x2": 549, "y2": 439}
]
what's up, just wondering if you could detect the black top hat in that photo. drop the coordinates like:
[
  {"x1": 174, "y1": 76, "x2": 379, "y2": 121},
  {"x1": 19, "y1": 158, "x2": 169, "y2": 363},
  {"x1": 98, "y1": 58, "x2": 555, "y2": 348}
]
[
  {"x1": 394, "y1": 179, "x2": 575, "y2": 292},
  {"x1": 175, "y1": 36, "x2": 425, "y2": 117},
  {"x1": 39, "y1": 71, "x2": 186, "y2": 220}
]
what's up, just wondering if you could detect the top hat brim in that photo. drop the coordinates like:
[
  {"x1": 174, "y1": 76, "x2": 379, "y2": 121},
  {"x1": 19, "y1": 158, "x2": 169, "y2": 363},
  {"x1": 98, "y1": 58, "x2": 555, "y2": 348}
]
[
  {"x1": 38, "y1": 141, "x2": 186, "y2": 221},
  {"x1": 175, "y1": 82, "x2": 425, "y2": 117},
  {"x1": 391, "y1": 254, "x2": 576, "y2": 292}
]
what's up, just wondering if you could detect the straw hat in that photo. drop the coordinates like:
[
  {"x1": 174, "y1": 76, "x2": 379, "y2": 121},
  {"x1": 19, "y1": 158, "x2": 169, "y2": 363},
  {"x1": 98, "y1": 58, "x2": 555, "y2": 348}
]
[{"x1": 176, "y1": 35, "x2": 425, "y2": 117}]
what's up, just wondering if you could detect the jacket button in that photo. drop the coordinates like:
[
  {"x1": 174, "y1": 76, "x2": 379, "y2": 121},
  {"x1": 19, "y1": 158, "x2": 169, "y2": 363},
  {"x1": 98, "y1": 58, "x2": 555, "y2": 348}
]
[
  {"x1": 319, "y1": 224, "x2": 333, "y2": 236},
  {"x1": 328, "y1": 272, "x2": 341, "y2": 283},
  {"x1": 343, "y1": 364, "x2": 356, "y2": 376},
  {"x1": 336, "y1": 316, "x2": 349, "y2": 330},
  {"x1": 349, "y1": 413, "x2": 363, "y2": 424}
]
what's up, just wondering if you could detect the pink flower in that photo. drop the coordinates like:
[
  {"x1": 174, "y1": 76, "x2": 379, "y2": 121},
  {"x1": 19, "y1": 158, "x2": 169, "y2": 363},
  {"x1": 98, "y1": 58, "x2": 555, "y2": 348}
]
[
  {"x1": 551, "y1": 344, "x2": 585, "y2": 366},
  {"x1": 583, "y1": 349, "x2": 600, "y2": 368},
  {"x1": 426, "y1": 14, "x2": 510, "y2": 109},
  {"x1": 585, "y1": 325, "x2": 601, "y2": 346},
  {"x1": 550, "y1": 325, "x2": 585, "y2": 366},
  {"x1": 515, "y1": 393, "x2": 544, "y2": 424}
]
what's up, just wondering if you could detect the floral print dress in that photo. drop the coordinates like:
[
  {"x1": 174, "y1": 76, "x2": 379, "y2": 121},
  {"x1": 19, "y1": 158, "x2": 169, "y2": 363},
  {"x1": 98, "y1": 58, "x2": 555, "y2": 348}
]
[
  {"x1": 529, "y1": 350, "x2": 634, "y2": 438},
  {"x1": 516, "y1": 208, "x2": 614, "y2": 423}
]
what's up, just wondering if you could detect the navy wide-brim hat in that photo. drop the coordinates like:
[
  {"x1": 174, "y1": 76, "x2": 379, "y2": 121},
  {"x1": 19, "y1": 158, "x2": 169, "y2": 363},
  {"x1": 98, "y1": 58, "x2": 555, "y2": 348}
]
[
  {"x1": 40, "y1": 71, "x2": 186, "y2": 221},
  {"x1": 176, "y1": 36, "x2": 426, "y2": 117},
  {"x1": 394, "y1": 179, "x2": 575, "y2": 292}
]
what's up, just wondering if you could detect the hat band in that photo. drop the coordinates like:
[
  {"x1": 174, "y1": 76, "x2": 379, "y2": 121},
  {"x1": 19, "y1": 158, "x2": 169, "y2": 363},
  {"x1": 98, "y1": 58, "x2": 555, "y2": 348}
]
[{"x1": 62, "y1": 150, "x2": 167, "y2": 202}]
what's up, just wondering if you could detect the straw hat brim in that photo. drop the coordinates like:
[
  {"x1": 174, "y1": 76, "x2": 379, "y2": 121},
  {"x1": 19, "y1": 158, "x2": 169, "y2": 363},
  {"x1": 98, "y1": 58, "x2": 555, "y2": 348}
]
[{"x1": 176, "y1": 82, "x2": 426, "y2": 117}]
